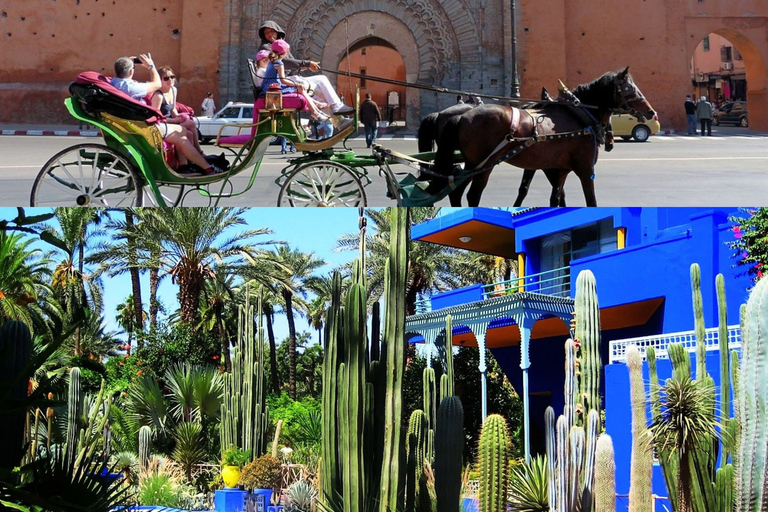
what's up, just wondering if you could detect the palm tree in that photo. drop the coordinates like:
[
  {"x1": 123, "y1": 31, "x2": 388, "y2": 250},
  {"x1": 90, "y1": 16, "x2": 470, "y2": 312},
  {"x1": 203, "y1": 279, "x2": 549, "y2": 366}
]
[
  {"x1": 337, "y1": 208, "x2": 463, "y2": 315},
  {"x1": 135, "y1": 208, "x2": 278, "y2": 325},
  {"x1": 198, "y1": 266, "x2": 237, "y2": 371},
  {"x1": 651, "y1": 376, "x2": 718, "y2": 512},
  {"x1": 0, "y1": 230, "x2": 62, "y2": 338},
  {"x1": 269, "y1": 247, "x2": 325, "y2": 399},
  {"x1": 46, "y1": 208, "x2": 106, "y2": 355},
  {"x1": 307, "y1": 275, "x2": 333, "y2": 347},
  {"x1": 115, "y1": 295, "x2": 146, "y2": 355}
]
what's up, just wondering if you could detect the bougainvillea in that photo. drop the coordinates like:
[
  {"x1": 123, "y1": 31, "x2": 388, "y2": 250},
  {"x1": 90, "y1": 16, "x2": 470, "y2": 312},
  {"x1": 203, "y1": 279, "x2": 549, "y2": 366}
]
[{"x1": 728, "y1": 208, "x2": 768, "y2": 284}]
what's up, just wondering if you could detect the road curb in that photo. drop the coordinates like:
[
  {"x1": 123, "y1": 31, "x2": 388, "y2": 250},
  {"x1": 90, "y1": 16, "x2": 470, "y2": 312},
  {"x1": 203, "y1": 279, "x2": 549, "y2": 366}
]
[{"x1": 1, "y1": 129, "x2": 99, "y2": 137}]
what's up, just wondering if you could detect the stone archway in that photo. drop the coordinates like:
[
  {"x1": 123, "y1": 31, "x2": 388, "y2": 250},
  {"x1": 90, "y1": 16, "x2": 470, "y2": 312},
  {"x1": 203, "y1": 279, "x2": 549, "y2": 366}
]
[{"x1": 687, "y1": 24, "x2": 768, "y2": 130}]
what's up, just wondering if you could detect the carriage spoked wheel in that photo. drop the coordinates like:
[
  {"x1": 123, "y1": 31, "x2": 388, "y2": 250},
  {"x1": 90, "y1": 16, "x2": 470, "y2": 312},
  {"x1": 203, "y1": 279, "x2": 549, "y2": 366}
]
[
  {"x1": 143, "y1": 183, "x2": 186, "y2": 207},
  {"x1": 31, "y1": 143, "x2": 143, "y2": 206},
  {"x1": 277, "y1": 160, "x2": 367, "y2": 207}
]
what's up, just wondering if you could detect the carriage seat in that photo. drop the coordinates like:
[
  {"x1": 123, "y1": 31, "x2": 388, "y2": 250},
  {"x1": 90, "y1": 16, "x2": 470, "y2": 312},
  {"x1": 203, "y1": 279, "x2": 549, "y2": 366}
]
[
  {"x1": 70, "y1": 71, "x2": 165, "y2": 124},
  {"x1": 217, "y1": 94, "x2": 308, "y2": 146}
]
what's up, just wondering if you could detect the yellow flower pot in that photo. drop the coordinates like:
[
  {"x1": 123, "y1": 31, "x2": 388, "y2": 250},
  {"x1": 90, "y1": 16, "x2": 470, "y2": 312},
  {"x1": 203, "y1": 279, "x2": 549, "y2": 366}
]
[{"x1": 221, "y1": 465, "x2": 241, "y2": 488}]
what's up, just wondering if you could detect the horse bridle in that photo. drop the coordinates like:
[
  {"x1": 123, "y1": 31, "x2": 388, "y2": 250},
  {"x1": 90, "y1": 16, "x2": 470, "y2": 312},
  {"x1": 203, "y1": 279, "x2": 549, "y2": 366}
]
[{"x1": 613, "y1": 74, "x2": 647, "y2": 117}]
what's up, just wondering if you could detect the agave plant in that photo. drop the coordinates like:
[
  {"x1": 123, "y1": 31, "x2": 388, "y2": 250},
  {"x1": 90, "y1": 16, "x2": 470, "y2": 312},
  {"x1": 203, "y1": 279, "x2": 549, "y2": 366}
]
[
  {"x1": 286, "y1": 479, "x2": 318, "y2": 512},
  {"x1": 111, "y1": 451, "x2": 139, "y2": 486},
  {"x1": 508, "y1": 455, "x2": 548, "y2": 512}
]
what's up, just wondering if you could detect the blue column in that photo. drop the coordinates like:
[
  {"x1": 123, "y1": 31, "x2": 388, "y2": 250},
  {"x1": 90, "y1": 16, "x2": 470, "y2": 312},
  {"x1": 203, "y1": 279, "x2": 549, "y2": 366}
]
[{"x1": 477, "y1": 332, "x2": 488, "y2": 422}]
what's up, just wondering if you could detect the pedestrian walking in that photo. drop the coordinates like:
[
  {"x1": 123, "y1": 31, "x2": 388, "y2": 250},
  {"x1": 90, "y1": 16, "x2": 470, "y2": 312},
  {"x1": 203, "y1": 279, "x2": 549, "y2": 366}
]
[
  {"x1": 684, "y1": 95, "x2": 697, "y2": 135},
  {"x1": 359, "y1": 93, "x2": 381, "y2": 148},
  {"x1": 696, "y1": 96, "x2": 713, "y2": 136}
]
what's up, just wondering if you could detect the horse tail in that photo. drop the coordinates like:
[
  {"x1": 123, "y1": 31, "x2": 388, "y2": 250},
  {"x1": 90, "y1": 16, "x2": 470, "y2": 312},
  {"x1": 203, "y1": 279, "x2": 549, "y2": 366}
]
[{"x1": 417, "y1": 112, "x2": 440, "y2": 152}]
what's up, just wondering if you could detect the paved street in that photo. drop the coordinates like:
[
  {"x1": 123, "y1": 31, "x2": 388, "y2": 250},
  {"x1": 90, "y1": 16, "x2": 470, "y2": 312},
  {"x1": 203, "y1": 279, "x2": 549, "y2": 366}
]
[{"x1": 1, "y1": 126, "x2": 767, "y2": 207}]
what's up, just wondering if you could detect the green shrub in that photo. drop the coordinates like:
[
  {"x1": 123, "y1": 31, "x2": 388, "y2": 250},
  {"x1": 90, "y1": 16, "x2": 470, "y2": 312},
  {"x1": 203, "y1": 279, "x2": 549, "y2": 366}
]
[
  {"x1": 267, "y1": 392, "x2": 321, "y2": 445},
  {"x1": 221, "y1": 445, "x2": 251, "y2": 467},
  {"x1": 138, "y1": 474, "x2": 183, "y2": 507},
  {"x1": 239, "y1": 454, "x2": 282, "y2": 490}
]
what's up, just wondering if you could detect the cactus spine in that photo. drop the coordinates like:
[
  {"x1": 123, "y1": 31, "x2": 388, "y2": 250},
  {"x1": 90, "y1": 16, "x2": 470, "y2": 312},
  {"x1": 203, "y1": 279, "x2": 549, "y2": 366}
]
[
  {"x1": 594, "y1": 435, "x2": 616, "y2": 512},
  {"x1": 626, "y1": 345, "x2": 653, "y2": 512},
  {"x1": 736, "y1": 276, "x2": 768, "y2": 512},
  {"x1": 139, "y1": 425, "x2": 152, "y2": 467},
  {"x1": 478, "y1": 414, "x2": 510, "y2": 512},
  {"x1": 220, "y1": 285, "x2": 268, "y2": 462}
]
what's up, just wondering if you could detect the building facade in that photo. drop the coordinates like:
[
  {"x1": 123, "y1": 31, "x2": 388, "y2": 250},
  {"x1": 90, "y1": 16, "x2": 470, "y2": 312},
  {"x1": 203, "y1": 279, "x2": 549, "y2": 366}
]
[
  {"x1": 406, "y1": 207, "x2": 753, "y2": 510},
  {"x1": 1, "y1": 0, "x2": 767, "y2": 130}
]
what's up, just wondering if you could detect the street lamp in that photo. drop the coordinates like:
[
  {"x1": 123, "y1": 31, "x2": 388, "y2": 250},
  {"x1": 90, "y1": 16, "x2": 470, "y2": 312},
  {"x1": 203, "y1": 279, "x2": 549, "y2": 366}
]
[{"x1": 511, "y1": 0, "x2": 521, "y2": 98}]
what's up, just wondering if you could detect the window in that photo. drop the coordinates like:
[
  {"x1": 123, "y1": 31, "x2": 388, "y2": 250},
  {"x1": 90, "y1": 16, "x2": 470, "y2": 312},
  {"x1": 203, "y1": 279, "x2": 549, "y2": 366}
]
[
  {"x1": 361, "y1": 47, "x2": 367, "y2": 56},
  {"x1": 538, "y1": 218, "x2": 618, "y2": 272},
  {"x1": 735, "y1": 47, "x2": 742, "y2": 60},
  {"x1": 220, "y1": 107, "x2": 240, "y2": 119},
  {"x1": 721, "y1": 46, "x2": 733, "y2": 62},
  {"x1": 703, "y1": 36, "x2": 710, "y2": 51},
  {"x1": 360, "y1": 68, "x2": 366, "y2": 88},
  {"x1": 243, "y1": 108, "x2": 253, "y2": 119}
]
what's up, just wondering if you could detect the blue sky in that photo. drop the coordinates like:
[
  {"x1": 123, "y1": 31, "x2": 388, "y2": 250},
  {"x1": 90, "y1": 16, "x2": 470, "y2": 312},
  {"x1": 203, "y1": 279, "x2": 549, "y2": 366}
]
[{"x1": 2, "y1": 207, "x2": 363, "y2": 346}]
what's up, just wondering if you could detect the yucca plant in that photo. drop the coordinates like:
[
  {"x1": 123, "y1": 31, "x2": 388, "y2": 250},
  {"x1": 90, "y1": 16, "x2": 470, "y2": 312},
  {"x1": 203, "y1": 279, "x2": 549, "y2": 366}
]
[
  {"x1": 173, "y1": 422, "x2": 208, "y2": 483},
  {"x1": 508, "y1": 455, "x2": 548, "y2": 512},
  {"x1": 286, "y1": 479, "x2": 319, "y2": 512},
  {"x1": 651, "y1": 376, "x2": 719, "y2": 512},
  {"x1": 111, "y1": 451, "x2": 139, "y2": 486}
]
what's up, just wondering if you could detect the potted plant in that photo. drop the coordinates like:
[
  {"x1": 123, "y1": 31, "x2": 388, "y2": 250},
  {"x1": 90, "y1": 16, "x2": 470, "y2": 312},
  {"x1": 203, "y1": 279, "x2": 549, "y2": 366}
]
[
  {"x1": 239, "y1": 454, "x2": 283, "y2": 512},
  {"x1": 221, "y1": 445, "x2": 251, "y2": 488}
]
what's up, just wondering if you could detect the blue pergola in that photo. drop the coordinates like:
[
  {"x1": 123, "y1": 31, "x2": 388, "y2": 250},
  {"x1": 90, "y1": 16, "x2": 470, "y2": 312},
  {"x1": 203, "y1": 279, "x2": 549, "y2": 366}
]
[{"x1": 405, "y1": 291, "x2": 574, "y2": 461}]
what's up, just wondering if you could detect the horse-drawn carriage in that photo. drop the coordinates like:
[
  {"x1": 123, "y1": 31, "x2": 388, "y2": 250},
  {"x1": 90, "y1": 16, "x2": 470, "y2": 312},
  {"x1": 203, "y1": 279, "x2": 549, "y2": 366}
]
[
  {"x1": 30, "y1": 67, "x2": 654, "y2": 207},
  {"x1": 30, "y1": 71, "x2": 469, "y2": 207}
]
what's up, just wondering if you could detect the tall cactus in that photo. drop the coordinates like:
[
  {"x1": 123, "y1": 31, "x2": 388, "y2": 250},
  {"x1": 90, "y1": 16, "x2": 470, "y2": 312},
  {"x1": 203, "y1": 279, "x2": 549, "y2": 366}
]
[
  {"x1": 574, "y1": 270, "x2": 601, "y2": 422},
  {"x1": 434, "y1": 396, "x2": 463, "y2": 512},
  {"x1": 0, "y1": 320, "x2": 32, "y2": 470},
  {"x1": 139, "y1": 425, "x2": 152, "y2": 467},
  {"x1": 478, "y1": 415, "x2": 509, "y2": 512},
  {"x1": 66, "y1": 367, "x2": 82, "y2": 468},
  {"x1": 220, "y1": 285, "x2": 269, "y2": 462},
  {"x1": 594, "y1": 435, "x2": 616, "y2": 512},
  {"x1": 626, "y1": 345, "x2": 653, "y2": 512},
  {"x1": 736, "y1": 276, "x2": 768, "y2": 512},
  {"x1": 321, "y1": 207, "x2": 409, "y2": 512}
]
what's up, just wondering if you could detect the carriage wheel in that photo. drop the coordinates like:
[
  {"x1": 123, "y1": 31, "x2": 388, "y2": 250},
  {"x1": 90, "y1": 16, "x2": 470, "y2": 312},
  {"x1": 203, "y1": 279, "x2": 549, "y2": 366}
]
[
  {"x1": 277, "y1": 160, "x2": 367, "y2": 207},
  {"x1": 143, "y1": 183, "x2": 186, "y2": 207},
  {"x1": 31, "y1": 143, "x2": 143, "y2": 206}
]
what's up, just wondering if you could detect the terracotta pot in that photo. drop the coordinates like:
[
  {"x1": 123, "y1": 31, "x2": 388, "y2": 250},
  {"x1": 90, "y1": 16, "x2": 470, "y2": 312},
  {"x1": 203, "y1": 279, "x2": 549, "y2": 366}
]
[{"x1": 221, "y1": 465, "x2": 241, "y2": 488}]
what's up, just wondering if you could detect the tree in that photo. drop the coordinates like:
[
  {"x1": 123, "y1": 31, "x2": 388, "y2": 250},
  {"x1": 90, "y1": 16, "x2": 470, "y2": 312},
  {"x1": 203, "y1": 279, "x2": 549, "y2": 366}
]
[
  {"x1": 337, "y1": 208, "x2": 464, "y2": 315},
  {"x1": 0, "y1": 230, "x2": 62, "y2": 338},
  {"x1": 728, "y1": 207, "x2": 768, "y2": 284},
  {"x1": 135, "y1": 208, "x2": 277, "y2": 325},
  {"x1": 198, "y1": 265, "x2": 237, "y2": 372},
  {"x1": 268, "y1": 247, "x2": 325, "y2": 399},
  {"x1": 115, "y1": 295, "x2": 146, "y2": 354}
]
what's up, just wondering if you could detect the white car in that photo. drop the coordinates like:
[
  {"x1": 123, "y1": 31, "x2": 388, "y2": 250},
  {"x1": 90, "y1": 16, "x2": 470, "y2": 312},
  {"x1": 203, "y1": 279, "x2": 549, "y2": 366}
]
[{"x1": 196, "y1": 102, "x2": 255, "y2": 143}]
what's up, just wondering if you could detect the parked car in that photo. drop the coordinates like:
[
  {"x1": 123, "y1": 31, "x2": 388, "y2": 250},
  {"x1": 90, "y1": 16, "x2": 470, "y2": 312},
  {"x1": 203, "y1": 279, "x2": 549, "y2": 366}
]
[
  {"x1": 196, "y1": 102, "x2": 255, "y2": 143},
  {"x1": 713, "y1": 101, "x2": 748, "y2": 127},
  {"x1": 610, "y1": 113, "x2": 661, "y2": 142}
]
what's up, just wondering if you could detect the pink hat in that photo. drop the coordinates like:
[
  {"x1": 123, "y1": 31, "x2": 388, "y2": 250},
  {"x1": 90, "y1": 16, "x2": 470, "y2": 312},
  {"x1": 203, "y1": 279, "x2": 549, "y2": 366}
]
[
  {"x1": 255, "y1": 49, "x2": 270, "y2": 61},
  {"x1": 271, "y1": 39, "x2": 290, "y2": 54}
]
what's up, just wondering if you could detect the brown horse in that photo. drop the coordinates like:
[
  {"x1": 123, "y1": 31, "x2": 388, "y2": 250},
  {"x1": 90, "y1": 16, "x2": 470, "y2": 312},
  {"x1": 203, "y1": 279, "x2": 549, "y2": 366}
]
[{"x1": 428, "y1": 67, "x2": 655, "y2": 206}]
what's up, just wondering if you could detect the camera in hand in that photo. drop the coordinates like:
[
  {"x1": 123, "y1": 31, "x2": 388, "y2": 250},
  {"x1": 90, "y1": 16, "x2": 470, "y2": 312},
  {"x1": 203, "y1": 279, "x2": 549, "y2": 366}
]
[{"x1": 133, "y1": 57, "x2": 142, "y2": 64}]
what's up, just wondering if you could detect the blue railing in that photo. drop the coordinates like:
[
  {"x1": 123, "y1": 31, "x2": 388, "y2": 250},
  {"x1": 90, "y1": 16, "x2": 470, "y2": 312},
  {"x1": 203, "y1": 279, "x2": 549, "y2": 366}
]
[{"x1": 413, "y1": 266, "x2": 571, "y2": 313}]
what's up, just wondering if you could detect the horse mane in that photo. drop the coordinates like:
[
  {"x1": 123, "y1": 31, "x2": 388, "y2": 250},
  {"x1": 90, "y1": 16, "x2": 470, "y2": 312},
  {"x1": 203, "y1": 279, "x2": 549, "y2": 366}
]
[{"x1": 571, "y1": 69, "x2": 626, "y2": 110}]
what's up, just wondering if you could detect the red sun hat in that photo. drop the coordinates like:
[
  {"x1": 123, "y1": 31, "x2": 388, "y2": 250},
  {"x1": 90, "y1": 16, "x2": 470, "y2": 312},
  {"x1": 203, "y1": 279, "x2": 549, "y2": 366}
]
[{"x1": 271, "y1": 39, "x2": 290, "y2": 54}]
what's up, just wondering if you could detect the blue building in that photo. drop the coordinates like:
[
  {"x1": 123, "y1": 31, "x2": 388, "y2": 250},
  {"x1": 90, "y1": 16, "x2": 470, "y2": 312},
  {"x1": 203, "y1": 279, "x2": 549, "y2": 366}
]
[{"x1": 405, "y1": 207, "x2": 752, "y2": 511}]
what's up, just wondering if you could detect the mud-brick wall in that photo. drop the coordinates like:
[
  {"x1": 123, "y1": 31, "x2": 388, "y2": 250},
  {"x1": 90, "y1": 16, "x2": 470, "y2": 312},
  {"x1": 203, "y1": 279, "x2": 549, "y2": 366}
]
[{"x1": 0, "y1": 0, "x2": 224, "y2": 123}]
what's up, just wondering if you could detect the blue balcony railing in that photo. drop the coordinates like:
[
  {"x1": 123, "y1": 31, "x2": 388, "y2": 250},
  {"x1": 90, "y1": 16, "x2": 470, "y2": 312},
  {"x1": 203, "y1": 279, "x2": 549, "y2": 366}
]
[{"x1": 413, "y1": 266, "x2": 571, "y2": 314}]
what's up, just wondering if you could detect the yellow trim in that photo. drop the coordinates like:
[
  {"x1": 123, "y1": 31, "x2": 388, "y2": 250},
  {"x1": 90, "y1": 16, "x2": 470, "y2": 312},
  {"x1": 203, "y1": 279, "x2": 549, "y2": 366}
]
[
  {"x1": 617, "y1": 227, "x2": 627, "y2": 249},
  {"x1": 517, "y1": 253, "x2": 525, "y2": 292}
]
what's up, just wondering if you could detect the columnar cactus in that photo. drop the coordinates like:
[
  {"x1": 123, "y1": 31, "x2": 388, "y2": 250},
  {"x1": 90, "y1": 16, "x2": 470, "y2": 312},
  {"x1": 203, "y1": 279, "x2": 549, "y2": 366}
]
[
  {"x1": 574, "y1": 270, "x2": 601, "y2": 421},
  {"x1": 594, "y1": 435, "x2": 616, "y2": 512},
  {"x1": 478, "y1": 415, "x2": 510, "y2": 512},
  {"x1": 626, "y1": 345, "x2": 653, "y2": 512},
  {"x1": 220, "y1": 285, "x2": 269, "y2": 462},
  {"x1": 0, "y1": 320, "x2": 32, "y2": 470},
  {"x1": 66, "y1": 367, "x2": 82, "y2": 468},
  {"x1": 139, "y1": 425, "x2": 152, "y2": 467},
  {"x1": 736, "y1": 276, "x2": 768, "y2": 512},
  {"x1": 434, "y1": 396, "x2": 463, "y2": 512}
]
